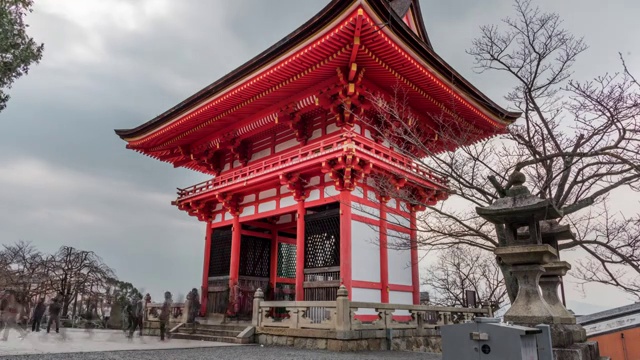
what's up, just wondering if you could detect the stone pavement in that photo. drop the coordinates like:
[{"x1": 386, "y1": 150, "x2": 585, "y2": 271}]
[
  {"x1": 0, "y1": 328, "x2": 442, "y2": 359},
  {"x1": 0, "y1": 328, "x2": 238, "y2": 357}
]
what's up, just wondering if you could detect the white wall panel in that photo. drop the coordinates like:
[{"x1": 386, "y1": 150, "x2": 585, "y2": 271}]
[
  {"x1": 387, "y1": 230, "x2": 412, "y2": 286},
  {"x1": 258, "y1": 200, "x2": 277, "y2": 213},
  {"x1": 259, "y1": 189, "x2": 277, "y2": 199},
  {"x1": 351, "y1": 288, "x2": 381, "y2": 315},
  {"x1": 240, "y1": 206, "x2": 255, "y2": 217},
  {"x1": 279, "y1": 195, "x2": 296, "y2": 209},
  {"x1": 275, "y1": 138, "x2": 298, "y2": 153},
  {"x1": 307, "y1": 189, "x2": 320, "y2": 201},
  {"x1": 351, "y1": 221, "x2": 380, "y2": 283},
  {"x1": 389, "y1": 291, "x2": 413, "y2": 315}
]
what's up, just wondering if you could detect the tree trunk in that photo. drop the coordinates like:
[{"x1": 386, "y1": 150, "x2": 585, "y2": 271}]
[{"x1": 495, "y1": 224, "x2": 518, "y2": 303}]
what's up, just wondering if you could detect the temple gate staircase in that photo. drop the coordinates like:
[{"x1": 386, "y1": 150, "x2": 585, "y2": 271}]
[{"x1": 169, "y1": 319, "x2": 254, "y2": 344}]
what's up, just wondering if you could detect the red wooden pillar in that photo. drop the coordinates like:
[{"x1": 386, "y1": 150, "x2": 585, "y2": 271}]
[
  {"x1": 410, "y1": 208, "x2": 420, "y2": 305},
  {"x1": 270, "y1": 224, "x2": 278, "y2": 294},
  {"x1": 379, "y1": 199, "x2": 389, "y2": 303},
  {"x1": 229, "y1": 214, "x2": 241, "y2": 289},
  {"x1": 295, "y1": 200, "x2": 305, "y2": 300},
  {"x1": 201, "y1": 221, "x2": 212, "y2": 315},
  {"x1": 340, "y1": 190, "x2": 352, "y2": 298}
]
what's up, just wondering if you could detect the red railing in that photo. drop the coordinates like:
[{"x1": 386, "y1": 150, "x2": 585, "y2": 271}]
[{"x1": 176, "y1": 133, "x2": 447, "y2": 201}]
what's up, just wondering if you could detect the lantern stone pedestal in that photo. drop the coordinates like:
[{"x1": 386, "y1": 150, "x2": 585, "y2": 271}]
[
  {"x1": 541, "y1": 261, "x2": 575, "y2": 325},
  {"x1": 495, "y1": 245, "x2": 557, "y2": 325},
  {"x1": 477, "y1": 171, "x2": 604, "y2": 360}
]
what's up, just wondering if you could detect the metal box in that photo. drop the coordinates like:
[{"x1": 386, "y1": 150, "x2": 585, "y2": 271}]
[{"x1": 441, "y1": 317, "x2": 545, "y2": 360}]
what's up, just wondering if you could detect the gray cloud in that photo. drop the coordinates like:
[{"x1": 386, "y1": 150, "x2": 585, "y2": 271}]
[{"x1": 0, "y1": 0, "x2": 637, "y2": 303}]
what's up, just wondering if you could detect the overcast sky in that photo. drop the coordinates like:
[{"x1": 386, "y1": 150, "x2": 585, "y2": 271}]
[{"x1": 1, "y1": 0, "x2": 638, "y2": 310}]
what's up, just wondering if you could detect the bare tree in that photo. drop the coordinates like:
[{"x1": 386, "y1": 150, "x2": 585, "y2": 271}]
[
  {"x1": 424, "y1": 245, "x2": 508, "y2": 312},
  {"x1": 44, "y1": 246, "x2": 115, "y2": 317},
  {"x1": 0, "y1": 241, "x2": 49, "y2": 310},
  {"x1": 351, "y1": 0, "x2": 640, "y2": 301}
]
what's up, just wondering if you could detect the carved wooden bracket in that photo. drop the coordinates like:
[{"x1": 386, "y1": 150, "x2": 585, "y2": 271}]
[
  {"x1": 279, "y1": 172, "x2": 308, "y2": 201},
  {"x1": 285, "y1": 111, "x2": 313, "y2": 145},
  {"x1": 178, "y1": 200, "x2": 216, "y2": 221},
  {"x1": 408, "y1": 188, "x2": 448, "y2": 211},
  {"x1": 318, "y1": 67, "x2": 369, "y2": 128},
  {"x1": 216, "y1": 193, "x2": 243, "y2": 216},
  {"x1": 229, "y1": 138, "x2": 251, "y2": 167},
  {"x1": 191, "y1": 149, "x2": 225, "y2": 175},
  {"x1": 321, "y1": 145, "x2": 373, "y2": 191}
]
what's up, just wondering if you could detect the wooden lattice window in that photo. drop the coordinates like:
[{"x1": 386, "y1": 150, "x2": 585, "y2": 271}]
[
  {"x1": 304, "y1": 208, "x2": 340, "y2": 269},
  {"x1": 209, "y1": 226, "x2": 232, "y2": 277},
  {"x1": 239, "y1": 235, "x2": 271, "y2": 278},
  {"x1": 277, "y1": 243, "x2": 296, "y2": 278}
]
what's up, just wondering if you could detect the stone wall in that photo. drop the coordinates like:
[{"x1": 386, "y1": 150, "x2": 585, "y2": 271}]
[{"x1": 256, "y1": 327, "x2": 442, "y2": 352}]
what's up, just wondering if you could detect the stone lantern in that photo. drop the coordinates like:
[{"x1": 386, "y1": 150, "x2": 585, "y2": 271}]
[
  {"x1": 476, "y1": 170, "x2": 561, "y2": 325},
  {"x1": 519, "y1": 220, "x2": 575, "y2": 325}
]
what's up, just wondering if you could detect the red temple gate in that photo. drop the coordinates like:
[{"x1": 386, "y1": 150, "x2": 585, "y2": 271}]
[{"x1": 115, "y1": 0, "x2": 518, "y2": 320}]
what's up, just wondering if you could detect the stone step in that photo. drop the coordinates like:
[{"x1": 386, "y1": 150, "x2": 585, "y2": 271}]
[
  {"x1": 170, "y1": 332, "x2": 252, "y2": 344},
  {"x1": 189, "y1": 323, "x2": 248, "y2": 332},
  {"x1": 177, "y1": 328, "x2": 240, "y2": 337}
]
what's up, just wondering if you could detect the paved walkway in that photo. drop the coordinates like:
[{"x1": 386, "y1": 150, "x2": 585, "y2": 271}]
[
  {"x1": 0, "y1": 328, "x2": 238, "y2": 357},
  {"x1": 0, "y1": 328, "x2": 442, "y2": 359},
  {"x1": 1, "y1": 347, "x2": 442, "y2": 360}
]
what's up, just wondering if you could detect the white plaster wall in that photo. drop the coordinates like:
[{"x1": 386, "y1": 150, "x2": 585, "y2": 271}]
[
  {"x1": 258, "y1": 200, "x2": 276, "y2": 213},
  {"x1": 213, "y1": 213, "x2": 222, "y2": 223},
  {"x1": 259, "y1": 188, "x2": 277, "y2": 199},
  {"x1": 324, "y1": 185, "x2": 339, "y2": 197},
  {"x1": 387, "y1": 230, "x2": 412, "y2": 286},
  {"x1": 389, "y1": 291, "x2": 413, "y2": 315},
  {"x1": 251, "y1": 148, "x2": 272, "y2": 162},
  {"x1": 307, "y1": 189, "x2": 320, "y2": 201},
  {"x1": 280, "y1": 185, "x2": 290, "y2": 194},
  {"x1": 241, "y1": 194, "x2": 256, "y2": 204},
  {"x1": 279, "y1": 195, "x2": 296, "y2": 208},
  {"x1": 387, "y1": 212, "x2": 410, "y2": 228},
  {"x1": 351, "y1": 288, "x2": 381, "y2": 315},
  {"x1": 353, "y1": 186, "x2": 364, "y2": 198},
  {"x1": 310, "y1": 128, "x2": 322, "y2": 140},
  {"x1": 308, "y1": 176, "x2": 320, "y2": 186},
  {"x1": 351, "y1": 221, "x2": 380, "y2": 283},
  {"x1": 240, "y1": 206, "x2": 255, "y2": 217},
  {"x1": 224, "y1": 212, "x2": 233, "y2": 221},
  {"x1": 326, "y1": 123, "x2": 340, "y2": 134},
  {"x1": 353, "y1": 203, "x2": 380, "y2": 220},
  {"x1": 275, "y1": 138, "x2": 298, "y2": 152},
  {"x1": 364, "y1": 129, "x2": 374, "y2": 140}
]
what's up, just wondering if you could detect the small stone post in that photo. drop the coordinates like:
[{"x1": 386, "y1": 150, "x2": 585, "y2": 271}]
[
  {"x1": 335, "y1": 285, "x2": 351, "y2": 331},
  {"x1": 252, "y1": 288, "x2": 264, "y2": 327}
]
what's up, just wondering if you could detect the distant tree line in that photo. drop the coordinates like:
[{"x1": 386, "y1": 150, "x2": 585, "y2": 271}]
[{"x1": 0, "y1": 241, "x2": 140, "y2": 318}]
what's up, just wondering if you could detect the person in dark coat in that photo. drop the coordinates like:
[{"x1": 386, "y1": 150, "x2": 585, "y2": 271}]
[
  {"x1": 31, "y1": 298, "x2": 46, "y2": 332},
  {"x1": 127, "y1": 295, "x2": 144, "y2": 338},
  {"x1": 46, "y1": 298, "x2": 62, "y2": 334},
  {"x1": 159, "y1": 291, "x2": 172, "y2": 341}
]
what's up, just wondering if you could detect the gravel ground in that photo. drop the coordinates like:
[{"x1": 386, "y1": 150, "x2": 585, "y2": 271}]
[{"x1": 0, "y1": 346, "x2": 442, "y2": 360}]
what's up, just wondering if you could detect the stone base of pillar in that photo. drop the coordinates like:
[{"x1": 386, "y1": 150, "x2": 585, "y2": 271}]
[
  {"x1": 553, "y1": 341, "x2": 606, "y2": 360},
  {"x1": 503, "y1": 264, "x2": 556, "y2": 325},
  {"x1": 540, "y1": 275, "x2": 576, "y2": 324}
]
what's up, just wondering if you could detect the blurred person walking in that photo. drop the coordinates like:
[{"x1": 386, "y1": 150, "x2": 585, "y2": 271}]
[
  {"x1": 159, "y1": 291, "x2": 172, "y2": 341},
  {"x1": 46, "y1": 297, "x2": 62, "y2": 334},
  {"x1": 31, "y1": 298, "x2": 46, "y2": 332}
]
